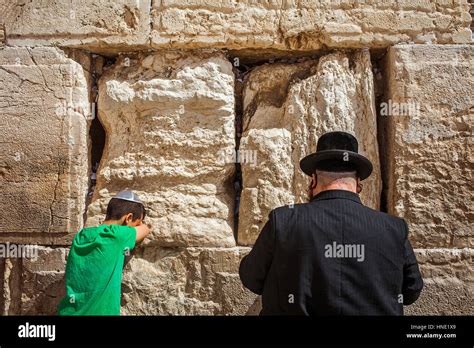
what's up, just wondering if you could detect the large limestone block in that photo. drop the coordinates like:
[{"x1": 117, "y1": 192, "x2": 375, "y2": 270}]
[
  {"x1": 2, "y1": 1, "x2": 470, "y2": 52},
  {"x1": 238, "y1": 51, "x2": 381, "y2": 245},
  {"x1": 1, "y1": 0, "x2": 151, "y2": 53},
  {"x1": 151, "y1": 0, "x2": 472, "y2": 51},
  {"x1": 0, "y1": 47, "x2": 90, "y2": 244},
  {"x1": 385, "y1": 45, "x2": 473, "y2": 248},
  {"x1": 86, "y1": 51, "x2": 236, "y2": 248},
  {"x1": 1, "y1": 246, "x2": 67, "y2": 315},
  {"x1": 121, "y1": 246, "x2": 259, "y2": 315},
  {"x1": 405, "y1": 248, "x2": 473, "y2": 315}
]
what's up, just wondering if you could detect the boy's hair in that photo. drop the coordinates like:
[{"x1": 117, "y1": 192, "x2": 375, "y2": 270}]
[{"x1": 105, "y1": 198, "x2": 146, "y2": 221}]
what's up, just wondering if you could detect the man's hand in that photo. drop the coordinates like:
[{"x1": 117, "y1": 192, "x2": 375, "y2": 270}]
[{"x1": 135, "y1": 223, "x2": 152, "y2": 243}]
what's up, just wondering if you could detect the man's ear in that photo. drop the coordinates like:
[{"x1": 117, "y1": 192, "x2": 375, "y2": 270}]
[
  {"x1": 356, "y1": 177, "x2": 362, "y2": 193},
  {"x1": 311, "y1": 173, "x2": 317, "y2": 189}
]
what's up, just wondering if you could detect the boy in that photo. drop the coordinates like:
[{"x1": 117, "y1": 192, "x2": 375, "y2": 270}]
[{"x1": 58, "y1": 190, "x2": 151, "y2": 315}]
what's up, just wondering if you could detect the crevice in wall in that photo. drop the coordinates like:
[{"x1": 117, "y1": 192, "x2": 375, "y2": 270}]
[
  {"x1": 371, "y1": 48, "x2": 391, "y2": 214},
  {"x1": 86, "y1": 105, "x2": 105, "y2": 207},
  {"x1": 471, "y1": 4, "x2": 474, "y2": 39},
  {"x1": 59, "y1": 49, "x2": 114, "y2": 229},
  {"x1": 63, "y1": 50, "x2": 117, "y2": 226},
  {"x1": 230, "y1": 56, "x2": 249, "y2": 241},
  {"x1": 83, "y1": 54, "x2": 116, "y2": 223},
  {"x1": 229, "y1": 54, "x2": 282, "y2": 242}
]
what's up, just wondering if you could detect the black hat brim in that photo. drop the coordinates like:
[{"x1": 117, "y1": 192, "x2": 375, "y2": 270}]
[{"x1": 299, "y1": 149, "x2": 373, "y2": 180}]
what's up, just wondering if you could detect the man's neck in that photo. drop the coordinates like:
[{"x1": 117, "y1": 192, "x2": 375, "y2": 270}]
[{"x1": 313, "y1": 184, "x2": 357, "y2": 197}]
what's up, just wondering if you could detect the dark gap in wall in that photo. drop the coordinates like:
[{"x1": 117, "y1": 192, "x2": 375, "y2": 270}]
[
  {"x1": 471, "y1": 3, "x2": 474, "y2": 38},
  {"x1": 83, "y1": 54, "x2": 116, "y2": 222},
  {"x1": 228, "y1": 54, "x2": 278, "y2": 241},
  {"x1": 230, "y1": 56, "x2": 251, "y2": 241},
  {"x1": 232, "y1": 75, "x2": 243, "y2": 240},
  {"x1": 371, "y1": 48, "x2": 391, "y2": 213},
  {"x1": 87, "y1": 109, "x2": 105, "y2": 200},
  {"x1": 63, "y1": 49, "x2": 117, "y2": 227},
  {"x1": 228, "y1": 48, "x2": 328, "y2": 66}
]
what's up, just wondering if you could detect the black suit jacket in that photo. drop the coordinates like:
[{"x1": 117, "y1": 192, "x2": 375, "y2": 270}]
[{"x1": 239, "y1": 189, "x2": 423, "y2": 315}]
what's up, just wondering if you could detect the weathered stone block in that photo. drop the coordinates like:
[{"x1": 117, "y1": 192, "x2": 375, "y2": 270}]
[
  {"x1": 405, "y1": 248, "x2": 473, "y2": 315},
  {"x1": 384, "y1": 44, "x2": 473, "y2": 248},
  {"x1": 2, "y1": 0, "x2": 151, "y2": 53},
  {"x1": 20, "y1": 247, "x2": 67, "y2": 315},
  {"x1": 1, "y1": 246, "x2": 67, "y2": 315},
  {"x1": 2, "y1": 1, "x2": 470, "y2": 52},
  {"x1": 238, "y1": 51, "x2": 381, "y2": 245},
  {"x1": 86, "y1": 51, "x2": 236, "y2": 248},
  {"x1": 151, "y1": 0, "x2": 472, "y2": 50},
  {"x1": 0, "y1": 47, "x2": 90, "y2": 243}
]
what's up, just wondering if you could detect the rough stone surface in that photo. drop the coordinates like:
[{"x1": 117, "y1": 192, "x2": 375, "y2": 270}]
[
  {"x1": 152, "y1": 0, "x2": 472, "y2": 51},
  {"x1": 238, "y1": 50, "x2": 381, "y2": 245},
  {"x1": 1, "y1": 0, "x2": 151, "y2": 53},
  {"x1": 1, "y1": 246, "x2": 67, "y2": 315},
  {"x1": 121, "y1": 246, "x2": 259, "y2": 315},
  {"x1": 1, "y1": 1, "x2": 471, "y2": 53},
  {"x1": 0, "y1": 47, "x2": 90, "y2": 244},
  {"x1": 85, "y1": 51, "x2": 236, "y2": 248},
  {"x1": 384, "y1": 45, "x2": 473, "y2": 249},
  {"x1": 405, "y1": 248, "x2": 473, "y2": 315}
]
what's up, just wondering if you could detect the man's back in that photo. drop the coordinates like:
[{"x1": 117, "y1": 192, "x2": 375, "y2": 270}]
[{"x1": 239, "y1": 189, "x2": 423, "y2": 315}]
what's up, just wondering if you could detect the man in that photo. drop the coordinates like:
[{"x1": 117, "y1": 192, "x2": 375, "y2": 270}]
[
  {"x1": 58, "y1": 190, "x2": 151, "y2": 315},
  {"x1": 239, "y1": 131, "x2": 423, "y2": 315}
]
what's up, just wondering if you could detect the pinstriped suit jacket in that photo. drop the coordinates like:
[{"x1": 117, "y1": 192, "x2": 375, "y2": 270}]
[{"x1": 239, "y1": 189, "x2": 423, "y2": 315}]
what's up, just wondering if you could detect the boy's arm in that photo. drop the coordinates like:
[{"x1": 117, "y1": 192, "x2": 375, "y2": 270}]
[{"x1": 135, "y1": 223, "x2": 152, "y2": 243}]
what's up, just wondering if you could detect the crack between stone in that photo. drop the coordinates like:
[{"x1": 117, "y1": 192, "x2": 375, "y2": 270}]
[
  {"x1": 48, "y1": 148, "x2": 62, "y2": 233},
  {"x1": 26, "y1": 47, "x2": 54, "y2": 93},
  {"x1": 147, "y1": 0, "x2": 155, "y2": 46},
  {"x1": 0, "y1": 66, "x2": 50, "y2": 91}
]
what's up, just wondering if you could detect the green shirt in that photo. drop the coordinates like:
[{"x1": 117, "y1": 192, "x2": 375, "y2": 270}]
[{"x1": 57, "y1": 224, "x2": 136, "y2": 316}]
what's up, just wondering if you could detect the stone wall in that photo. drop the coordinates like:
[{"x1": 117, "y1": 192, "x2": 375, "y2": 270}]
[
  {"x1": 383, "y1": 44, "x2": 473, "y2": 314},
  {"x1": 2, "y1": 0, "x2": 472, "y2": 51},
  {"x1": 0, "y1": 47, "x2": 91, "y2": 245},
  {"x1": 0, "y1": 0, "x2": 472, "y2": 315}
]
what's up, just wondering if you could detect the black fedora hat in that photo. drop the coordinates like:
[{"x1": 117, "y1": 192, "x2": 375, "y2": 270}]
[{"x1": 299, "y1": 131, "x2": 373, "y2": 180}]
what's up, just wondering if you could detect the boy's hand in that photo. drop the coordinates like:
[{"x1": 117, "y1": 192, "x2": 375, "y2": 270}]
[{"x1": 135, "y1": 223, "x2": 152, "y2": 243}]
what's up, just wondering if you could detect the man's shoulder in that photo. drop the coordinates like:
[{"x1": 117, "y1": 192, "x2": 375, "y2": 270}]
[
  {"x1": 271, "y1": 203, "x2": 303, "y2": 215},
  {"x1": 269, "y1": 202, "x2": 315, "y2": 222},
  {"x1": 361, "y1": 206, "x2": 407, "y2": 228},
  {"x1": 270, "y1": 201, "x2": 407, "y2": 227}
]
